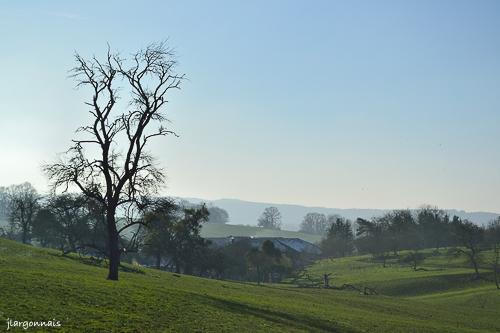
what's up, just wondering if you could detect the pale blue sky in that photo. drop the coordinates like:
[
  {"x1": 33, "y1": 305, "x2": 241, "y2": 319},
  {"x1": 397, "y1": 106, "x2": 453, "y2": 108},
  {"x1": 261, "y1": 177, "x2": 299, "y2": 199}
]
[{"x1": 1, "y1": 1, "x2": 500, "y2": 212}]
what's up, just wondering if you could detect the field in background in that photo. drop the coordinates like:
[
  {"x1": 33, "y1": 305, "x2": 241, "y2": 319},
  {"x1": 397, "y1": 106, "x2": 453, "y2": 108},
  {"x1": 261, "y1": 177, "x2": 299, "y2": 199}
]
[
  {"x1": 1, "y1": 239, "x2": 499, "y2": 332},
  {"x1": 200, "y1": 223, "x2": 322, "y2": 244},
  {"x1": 305, "y1": 249, "x2": 496, "y2": 297}
]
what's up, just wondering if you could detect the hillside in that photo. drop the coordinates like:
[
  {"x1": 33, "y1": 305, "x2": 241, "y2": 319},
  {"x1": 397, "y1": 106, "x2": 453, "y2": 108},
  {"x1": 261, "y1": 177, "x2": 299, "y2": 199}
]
[
  {"x1": 1, "y1": 239, "x2": 499, "y2": 332},
  {"x1": 200, "y1": 223, "x2": 322, "y2": 244},
  {"x1": 183, "y1": 198, "x2": 500, "y2": 230}
]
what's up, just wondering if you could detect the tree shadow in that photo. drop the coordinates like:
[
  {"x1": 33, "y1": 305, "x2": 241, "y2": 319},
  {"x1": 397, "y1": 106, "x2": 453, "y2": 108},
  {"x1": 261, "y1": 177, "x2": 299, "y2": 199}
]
[
  {"x1": 195, "y1": 294, "x2": 360, "y2": 333},
  {"x1": 48, "y1": 252, "x2": 145, "y2": 274}
]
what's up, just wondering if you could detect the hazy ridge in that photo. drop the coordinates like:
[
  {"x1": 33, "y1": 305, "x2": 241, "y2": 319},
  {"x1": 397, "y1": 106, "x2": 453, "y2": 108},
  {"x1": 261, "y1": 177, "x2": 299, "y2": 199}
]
[{"x1": 181, "y1": 197, "x2": 499, "y2": 231}]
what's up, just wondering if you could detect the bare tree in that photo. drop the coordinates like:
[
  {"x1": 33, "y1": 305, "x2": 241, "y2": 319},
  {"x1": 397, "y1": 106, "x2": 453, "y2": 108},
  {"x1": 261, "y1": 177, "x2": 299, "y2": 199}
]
[
  {"x1": 299, "y1": 212, "x2": 327, "y2": 235},
  {"x1": 44, "y1": 42, "x2": 185, "y2": 280},
  {"x1": 6, "y1": 182, "x2": 40, "y2": 244},
  {"x1": 452, "y1": 218, "x2": 484, "y2": 280},
  {"x1": 0, "y1": 186, "x2": 8, "y2": 222},
  {"x1": 257, "y1": 207, "x2": 282, "y2": 230}
]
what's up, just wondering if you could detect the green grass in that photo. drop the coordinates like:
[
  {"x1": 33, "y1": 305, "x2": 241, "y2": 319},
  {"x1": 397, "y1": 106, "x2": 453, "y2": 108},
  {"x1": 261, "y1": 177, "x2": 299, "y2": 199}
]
[
  {"x1": 0, "y1": 239, "x2": 499, "y2": 332},
  {"x1": 200, "y1": 223, "x2": 322, "y2": 244},
  {"x1": 305, "y1": 249, "x2": 495, "y2": 296}
]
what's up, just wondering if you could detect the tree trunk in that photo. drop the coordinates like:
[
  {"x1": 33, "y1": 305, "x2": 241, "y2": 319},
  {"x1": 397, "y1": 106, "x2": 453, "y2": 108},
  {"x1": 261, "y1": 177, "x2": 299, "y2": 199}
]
[
  {"x1": 494, "y1": 245, "x2": 499, "y2": 290},
  {"x1": 106, "y1": 211, "x2": 120, "y2": 281},
  {"x1": 494, "y1": 264, "x2": 499, "y2": 290},
  {"x1": 470, "y1": 253, "x2": 480, "y2": 280},
  {"x1": 156, "y1": 253, "x2": 161, "y2": 269},
  {"x1": 21, "y1": 209, "x2": 28, "y2": 244},
  {"x1": 21, "y1": 227, "x2": 28, "y2": 244}
]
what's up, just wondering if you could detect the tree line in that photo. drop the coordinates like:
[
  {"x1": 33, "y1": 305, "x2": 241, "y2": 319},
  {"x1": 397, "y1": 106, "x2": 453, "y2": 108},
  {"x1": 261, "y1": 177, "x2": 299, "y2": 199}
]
[
  {"x1": 319, "y1": 207, "x2": 500, "y2": 288},
  {"x1": 0, "y1": 183, "x2": 300, "y2": 283}
]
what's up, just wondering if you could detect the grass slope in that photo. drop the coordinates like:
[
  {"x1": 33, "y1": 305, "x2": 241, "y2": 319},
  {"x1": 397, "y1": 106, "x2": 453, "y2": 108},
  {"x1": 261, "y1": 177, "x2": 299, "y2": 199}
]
[
  {"x1": 0, "y1": 239, "x2": 499, "y2": 332},
  {"x1": 200, "y1": 223, "x2": 322, "y2": 244}
]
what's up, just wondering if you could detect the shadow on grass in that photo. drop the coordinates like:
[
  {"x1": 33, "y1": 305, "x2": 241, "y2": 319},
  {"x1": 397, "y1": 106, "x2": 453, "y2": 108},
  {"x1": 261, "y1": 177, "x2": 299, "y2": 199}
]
[
  {"x1": 221, "y1": 279, "x2": 309, "y2": 293},
  {"x1": 48, "y1": 253, "x2": 145, "y2": 274},
  {"x1": 381, "y1": 272, "x2": 493, "y2": 297},
  {"x1": 195, "y1": 294, "x2": 360, "y2": 333}
]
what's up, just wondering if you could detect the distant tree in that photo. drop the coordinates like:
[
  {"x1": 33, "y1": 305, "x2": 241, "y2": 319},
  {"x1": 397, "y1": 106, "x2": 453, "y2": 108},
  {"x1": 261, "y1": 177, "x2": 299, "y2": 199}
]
[
  {"x1": 32, "y1": 208, "x2": 62, "y2": 248},
  {"x1": 197, "y1": 247, "x2": 227, "y2": 279},
  {"x1": 416, "y1": 206, "x2": 450, "y2": 250},
  {"x1": 355, "y1": 217, "x2": 391, "y2": 267},
  {"x1": 173, "y1": 205, "x2": 210, "y2": 274},
  {"x1": 0, "y1": 186, "x2": 8, "y2": 222},
  {"x1": 6, "y1": 182, "x2": 40, "y2": 244},
  {"x1": 43, "y1": 43, "x2": 185, "y2": 280},
  {"x1": 486, "y1": 218, "x2": 500, "y2": 289},
  {"x1": 207, "y1": 206, "x2": 229, "y2": 224},
  {"x1": 451, "y1": 217, "x2": 484, "y2": 280},
  {"x1": 385, "y1": 209, "x2": 419, "y2": 255},
  {"x1": 141, "y1": 199, "x2": 178, "y2": 269},
  {"x1": 247, "y1": 240, "x2": 288, "y2": 284},
  {"x1": 141, "y1": 201, "x2": 209, "y2": 274},
  {"x1": 257, "y1": 207, "x2": 282, "y2": 230},
  {"x1": 0, "y1": 187, "x2": 10, "y2": 238},
  {"x1": 299, "y1": 213, "x2": 327, "y2": 235},
  {"x1": 246, "y1": 248, "x2": 265, "y2": 284},
  {"x1": 218, "y1": 238, "x2": 253, "y2": 280},
  {"x1": 400, "y1": 251, "x2": 426, "y2": 271},
  {"x1": 321, "y1": 217, "x2": 354, "y2": 257},
  {"x1": 47, "y1": 194, "x2": 92, "y2": 253},
  {"x1": 261, "y1": 240, "x2": 291, "y2": 282}
]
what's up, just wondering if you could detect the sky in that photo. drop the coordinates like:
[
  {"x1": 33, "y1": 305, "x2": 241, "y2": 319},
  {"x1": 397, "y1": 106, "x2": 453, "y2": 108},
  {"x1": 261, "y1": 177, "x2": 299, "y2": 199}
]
[{"x1": 1, "y1": 0, "x2": 500, "y2": 212}]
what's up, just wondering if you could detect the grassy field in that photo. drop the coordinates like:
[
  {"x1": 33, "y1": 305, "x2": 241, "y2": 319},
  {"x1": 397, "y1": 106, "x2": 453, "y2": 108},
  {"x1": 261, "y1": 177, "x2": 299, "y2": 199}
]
[
  {"x1": 0, "y1": 239, "x2": 499, "y2": 332},
  {"x1": 200, "y1": 223, "x2": 322, "y2": 244}
]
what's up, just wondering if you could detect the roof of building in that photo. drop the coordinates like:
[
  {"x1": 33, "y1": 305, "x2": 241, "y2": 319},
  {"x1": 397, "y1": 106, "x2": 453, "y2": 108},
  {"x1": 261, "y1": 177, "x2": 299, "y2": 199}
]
[{"x1": 205, "y1": 236, "x2": 321, "y2": 255}]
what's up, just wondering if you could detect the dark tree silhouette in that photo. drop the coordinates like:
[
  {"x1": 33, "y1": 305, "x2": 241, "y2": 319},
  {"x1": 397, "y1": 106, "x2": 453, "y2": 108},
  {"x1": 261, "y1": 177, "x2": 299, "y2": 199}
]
[
  {"x1": 6, "y1": 182, "x2": 40, "y2": 244},
  {"x1": 141, "y1": 200, "x2": 209, "y2": 274},
  {"x1": 321, "y1": 217, "x2": 354, "y2": 257},
  {"x1": 355, "y1": 217, "x2": 391, "y2": 267},
  {"x1": 44, "y1": 42, "x2": 184, "y2": 280}
]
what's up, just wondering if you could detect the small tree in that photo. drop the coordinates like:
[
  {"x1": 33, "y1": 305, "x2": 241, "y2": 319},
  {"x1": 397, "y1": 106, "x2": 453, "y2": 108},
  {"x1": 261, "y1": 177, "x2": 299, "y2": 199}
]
[
  {"x1": 385, "y1": 209, "x2": 418, "y2": 255},
  {"x1": 417, "y1": 206, "x2": 450, "y2": 250},
  {"x1": 141, "y1": 201, "x2": 209, "y2": 274},
  {"x1": 355, "y1": 217, "x2": 391, "y2": 267},
  {"x1": 6, "y1": 182, "x2": 40, "y2": 244},
  {"x1": 452, "y1": 218, "x2": 484, "y2": 280},
  {"x1": 47, "y1": 194, "x2": 92, "y2": 253},
  {"x1": 257, "y1": 207, "x2": 282, "y2": 230},
  {"x1": 299, "y1": 212, "x2": 327, "y2": 235},
  {"x1": 321, "y1": 217, "x2": 354, "y2": 257},
  {"x1": 247, "y1": 240, "x2": 286, "y2": 284},
  {"x1": 32, "y1": 208, "x2": 62, "y2": 248},
  {"x1": 0, "y1": 187, "x2": 9, "y2": 223},
  {"x1": 141, "y1": 199, "x2": 177, "y2": 269},
  {"x1": 246, "y1": 248, "x2": 265, "y2": 284},
  {"x1": 44, "y1": 43, "x2": 185, "y2": 280},
  {"x1": 207, "y1": 206, "x2": 229, "y2": 224},
  {"x1": 400, "y1": 251, "x2": 426, "y2": 271}
]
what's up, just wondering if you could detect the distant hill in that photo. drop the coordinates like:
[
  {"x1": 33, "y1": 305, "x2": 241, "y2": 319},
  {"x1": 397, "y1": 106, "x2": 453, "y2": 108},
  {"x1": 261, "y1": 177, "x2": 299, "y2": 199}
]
[{"x1": 182, "y1": 197, "x2": 499, "y2": 231}]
